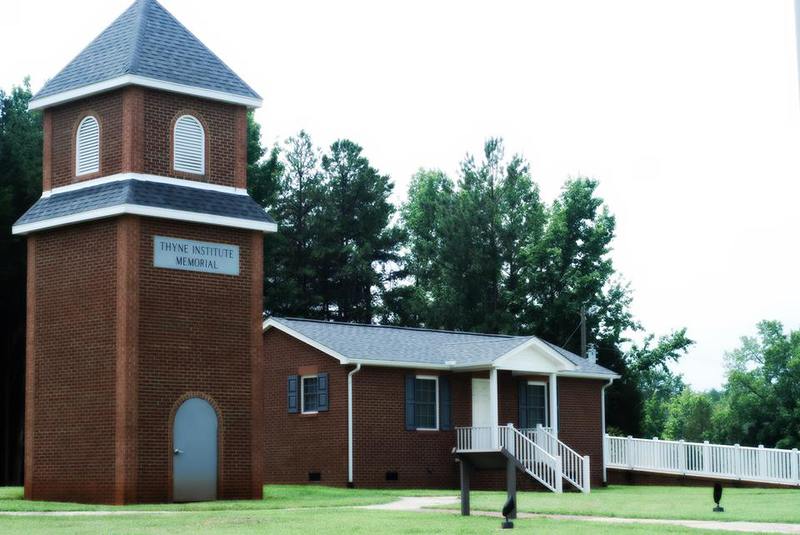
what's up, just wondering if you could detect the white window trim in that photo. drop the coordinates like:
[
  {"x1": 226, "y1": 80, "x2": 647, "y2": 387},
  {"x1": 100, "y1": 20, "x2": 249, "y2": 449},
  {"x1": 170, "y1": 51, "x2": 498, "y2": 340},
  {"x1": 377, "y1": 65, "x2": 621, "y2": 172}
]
[
  {"x1": 300, "y1": 374, "x2": 319, "y2": 415},
  {"x1": 75, "y1": 115, "x2": 100, "y2": 176},
  {"x1": 414, "y1": 375, "x2": 439, "y2": 431},
  {"x1": 173, "y1": 115, "x2": 206, "y2": 175},
  {"x1": 527, "y1": 380, "x2": 548, "y2": 427}
]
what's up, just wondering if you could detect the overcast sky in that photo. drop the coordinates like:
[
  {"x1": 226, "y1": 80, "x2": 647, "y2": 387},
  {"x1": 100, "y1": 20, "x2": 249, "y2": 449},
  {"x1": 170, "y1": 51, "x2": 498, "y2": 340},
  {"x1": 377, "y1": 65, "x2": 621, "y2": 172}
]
[{"x1": 3, "y1": 0, "x2": 799, "y2": 389}]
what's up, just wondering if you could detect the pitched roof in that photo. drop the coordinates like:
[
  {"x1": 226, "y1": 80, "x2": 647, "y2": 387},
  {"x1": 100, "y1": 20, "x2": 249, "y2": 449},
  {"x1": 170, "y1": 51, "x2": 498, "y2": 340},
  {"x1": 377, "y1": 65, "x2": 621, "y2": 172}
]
[
  {"x1": 266, "y1": 317, "x2": 617, "y2": 377},
  {"x1": 30, "y1": 0, "x2": 261, "y2": 109},
  {"x1": 12, "y1": 178, "x2": 276, "y2": 235}
]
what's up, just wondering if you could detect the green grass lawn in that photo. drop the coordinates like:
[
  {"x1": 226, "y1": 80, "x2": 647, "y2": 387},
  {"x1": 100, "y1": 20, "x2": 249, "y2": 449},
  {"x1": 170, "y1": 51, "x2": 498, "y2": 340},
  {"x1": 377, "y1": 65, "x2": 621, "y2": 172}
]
[
  {"x1": 0, "y1": 485, "x2": 452, "y2": 512},
  {"x1": 455, "y1": 484, "x2": 800, "y2": 524},
  {"x1": 0, "y1": 484, "x2": 797, "y2": 534},
  {"x1": 0, "y1": 506, "x2": 731, "y2": 535}
]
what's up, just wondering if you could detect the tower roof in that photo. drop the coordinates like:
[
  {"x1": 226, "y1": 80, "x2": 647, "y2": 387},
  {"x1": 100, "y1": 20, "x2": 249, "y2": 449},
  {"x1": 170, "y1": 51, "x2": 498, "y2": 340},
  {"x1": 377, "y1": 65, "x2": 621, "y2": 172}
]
[{"x1": 29, "y1": 0, "x2": 262, "y2": 110}]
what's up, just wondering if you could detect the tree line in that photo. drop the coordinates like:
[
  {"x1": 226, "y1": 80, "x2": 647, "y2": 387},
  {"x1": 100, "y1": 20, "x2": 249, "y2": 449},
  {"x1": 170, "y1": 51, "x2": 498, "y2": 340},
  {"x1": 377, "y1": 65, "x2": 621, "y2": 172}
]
[
  {"x1": 638, "y1": 321, "x2": 800, "y2": 449},
  {"x1": 0, "y1": 79, "x2": 796, "y2": 484}
]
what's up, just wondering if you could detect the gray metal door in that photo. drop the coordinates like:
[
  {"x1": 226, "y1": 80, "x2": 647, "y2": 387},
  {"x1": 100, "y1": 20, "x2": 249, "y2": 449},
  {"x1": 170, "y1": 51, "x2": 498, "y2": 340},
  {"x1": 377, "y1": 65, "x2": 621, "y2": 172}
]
[{"x1": 173, "y1": 397, "x2": 217, "y2": 502}]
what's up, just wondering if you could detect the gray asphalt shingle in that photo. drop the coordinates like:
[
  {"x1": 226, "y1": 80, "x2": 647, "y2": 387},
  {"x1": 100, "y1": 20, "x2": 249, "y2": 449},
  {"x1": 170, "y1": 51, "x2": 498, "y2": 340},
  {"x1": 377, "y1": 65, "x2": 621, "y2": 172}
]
[
  {"x1": 33, "y1": 0, "x2": 260, "y2": 102},
  {"x1": 269, "y1": 317, "x2": 617, "y2": 376},
  {"x1": 14, "y1": 179, "x2": 274, "y2": 228}
]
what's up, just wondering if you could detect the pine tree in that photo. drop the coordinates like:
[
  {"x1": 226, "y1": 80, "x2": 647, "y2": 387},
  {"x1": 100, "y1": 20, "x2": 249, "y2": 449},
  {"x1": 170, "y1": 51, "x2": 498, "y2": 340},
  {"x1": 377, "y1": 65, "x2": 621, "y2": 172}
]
[{"x1": 317, "y1": 140, "x2": 400, "y2": 322}]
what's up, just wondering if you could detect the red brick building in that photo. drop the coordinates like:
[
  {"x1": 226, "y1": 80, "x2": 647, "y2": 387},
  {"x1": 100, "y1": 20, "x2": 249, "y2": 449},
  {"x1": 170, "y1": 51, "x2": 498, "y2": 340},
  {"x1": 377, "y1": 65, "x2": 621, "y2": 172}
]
[
  {"x1": 263, "y1": 317, "x2": 618, "y2": 492},
  {"x1": 13, "y1": 0, "x2": 274, "y2": 504}
]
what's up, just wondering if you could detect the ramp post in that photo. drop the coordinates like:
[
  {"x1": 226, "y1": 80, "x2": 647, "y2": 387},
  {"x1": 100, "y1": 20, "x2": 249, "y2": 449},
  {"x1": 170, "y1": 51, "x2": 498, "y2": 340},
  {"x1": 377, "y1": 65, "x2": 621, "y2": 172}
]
[
  {"x1": 460, "y1": 459, "x2": 471, "y2": 516},
  {"x1": 506, "y1": 457, "x2": 517, "y2": 519}
]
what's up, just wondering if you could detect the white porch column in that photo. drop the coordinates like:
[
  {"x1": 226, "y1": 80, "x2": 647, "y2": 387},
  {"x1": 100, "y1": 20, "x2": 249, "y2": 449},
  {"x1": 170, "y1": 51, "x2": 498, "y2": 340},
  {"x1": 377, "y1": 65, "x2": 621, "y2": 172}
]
[
  {"x1": 548, "y1": 373, "x2": 558, "y2": 434},
  {"x1": 489, "y1": 367, "x2": 499, "y2": 448},
  {"x1": 489, "y1": 367, "x2": 499, "y2": 428}
]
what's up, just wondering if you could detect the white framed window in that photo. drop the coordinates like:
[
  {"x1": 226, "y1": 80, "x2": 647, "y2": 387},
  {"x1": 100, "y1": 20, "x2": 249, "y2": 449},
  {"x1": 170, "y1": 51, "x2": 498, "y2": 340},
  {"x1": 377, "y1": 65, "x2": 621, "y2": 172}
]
[
  {"x1": 301, "y1": 375, "x2": 319, "y2": 414},
  {"x1": 173, "y1": 114, "x2": 205, "y2": 175},
  {"x1": 75, "y1": 115, "x2": 100, "y2": 176},
  {"x1": 525, "y1": 381, "x2": 548, "y2": 427},
  {"x1": 413, "y1": 375, "x2": 439, "y2": 430}
]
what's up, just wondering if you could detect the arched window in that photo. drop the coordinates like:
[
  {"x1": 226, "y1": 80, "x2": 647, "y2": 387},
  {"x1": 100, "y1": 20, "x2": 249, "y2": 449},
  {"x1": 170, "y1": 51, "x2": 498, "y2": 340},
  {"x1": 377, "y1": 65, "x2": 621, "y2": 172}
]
[
  {"x1": 173, "y1": 115, "x2": 205, "y2": 175},
  {"x1": 75, "y1": 116, "x2": 100, "y2": 176}
]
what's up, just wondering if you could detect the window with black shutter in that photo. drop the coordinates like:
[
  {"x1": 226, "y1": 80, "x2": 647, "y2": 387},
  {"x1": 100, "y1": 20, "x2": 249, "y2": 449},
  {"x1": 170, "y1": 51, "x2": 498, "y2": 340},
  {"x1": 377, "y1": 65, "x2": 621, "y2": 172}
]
[
  {"x1": 295, "y1": 372, "x2": 329, "y2": 414},
  {"x1": 406, "y1": 375, "x2": 449, "y2": 430},
  {"x1": 302, "y1": 375, "x2": 319, "y2": 413},
  {"x1": 414, "y1": 376, "x2": 438, "y2": 429},
  {"x1": 519, "y1": 381, "x2": 548, "y2": 428}
]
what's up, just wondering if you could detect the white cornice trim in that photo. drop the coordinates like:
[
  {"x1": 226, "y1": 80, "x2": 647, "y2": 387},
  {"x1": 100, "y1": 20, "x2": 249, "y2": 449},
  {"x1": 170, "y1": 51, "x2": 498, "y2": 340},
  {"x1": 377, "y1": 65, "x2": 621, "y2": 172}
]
[
  {"x1": 12, "y1": 204, "x2": 277, "y2": 235},
  {"x1": 42, "y1": 173, "x2": 250, "y2": 198},
  {"x1": 29, "y1": 74, "x2": 263, "y2": 110},
  {"x1": 558, "y1": 371, "x2": 621, "y2": 380}
]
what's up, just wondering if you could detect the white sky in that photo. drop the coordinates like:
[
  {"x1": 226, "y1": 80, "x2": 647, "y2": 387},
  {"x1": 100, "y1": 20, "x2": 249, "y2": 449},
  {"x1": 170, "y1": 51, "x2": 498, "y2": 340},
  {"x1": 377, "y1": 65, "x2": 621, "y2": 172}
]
[{"x1": 3, "y1": 0, "x2": 799, "y2": 390}]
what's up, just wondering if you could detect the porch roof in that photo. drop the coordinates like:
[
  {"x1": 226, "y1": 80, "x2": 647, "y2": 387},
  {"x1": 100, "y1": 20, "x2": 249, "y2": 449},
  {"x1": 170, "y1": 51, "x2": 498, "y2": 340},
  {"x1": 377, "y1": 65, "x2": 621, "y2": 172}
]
[{"x1": 264, "y1": 317, "x2": 618, "y2": 378}]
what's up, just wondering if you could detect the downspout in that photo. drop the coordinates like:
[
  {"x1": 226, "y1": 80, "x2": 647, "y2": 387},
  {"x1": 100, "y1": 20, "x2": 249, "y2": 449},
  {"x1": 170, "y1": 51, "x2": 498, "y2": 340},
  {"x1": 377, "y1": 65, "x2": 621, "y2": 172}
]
[
  {"x1": 601, "y1": 378, "x2": 614, "y2": 484},
  {"x1": 347, "y1": 363, "x2": 362, "y2": 487}
]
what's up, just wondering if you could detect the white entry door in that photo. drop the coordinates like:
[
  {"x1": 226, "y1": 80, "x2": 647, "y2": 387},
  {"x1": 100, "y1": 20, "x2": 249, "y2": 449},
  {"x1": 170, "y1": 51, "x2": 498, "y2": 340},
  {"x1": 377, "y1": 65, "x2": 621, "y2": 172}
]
[{"x1": 471, "y1": 378, "x2": 493, "y2": 449}]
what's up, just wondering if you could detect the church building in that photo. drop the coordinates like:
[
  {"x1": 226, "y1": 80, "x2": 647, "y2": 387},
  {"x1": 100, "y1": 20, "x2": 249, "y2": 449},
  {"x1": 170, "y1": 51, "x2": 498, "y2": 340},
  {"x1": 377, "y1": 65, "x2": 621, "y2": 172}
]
[{"x1": 12, "y1": 0, "x2": 274, "y2": 504}]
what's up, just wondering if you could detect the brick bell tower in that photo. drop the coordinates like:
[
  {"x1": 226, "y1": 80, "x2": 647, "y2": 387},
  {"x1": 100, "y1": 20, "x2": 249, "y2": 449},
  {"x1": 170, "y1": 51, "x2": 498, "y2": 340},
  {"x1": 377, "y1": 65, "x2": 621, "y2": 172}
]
[{"x1": 13, "y1": 0, "x2": 274, "y2": 504}]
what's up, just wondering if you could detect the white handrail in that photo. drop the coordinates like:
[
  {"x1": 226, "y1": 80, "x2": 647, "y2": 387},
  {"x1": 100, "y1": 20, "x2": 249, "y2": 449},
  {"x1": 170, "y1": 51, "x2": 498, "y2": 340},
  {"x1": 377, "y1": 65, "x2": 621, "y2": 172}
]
[
  {"x1": 605, "y1": 434, "x2": 800, "y2": 487},
  {"x1": 523, "y1": 426, "x2": 590, "y2": 493},
  {"x1": 456, "y1": 425, "x2": 563, "y2": 493}
]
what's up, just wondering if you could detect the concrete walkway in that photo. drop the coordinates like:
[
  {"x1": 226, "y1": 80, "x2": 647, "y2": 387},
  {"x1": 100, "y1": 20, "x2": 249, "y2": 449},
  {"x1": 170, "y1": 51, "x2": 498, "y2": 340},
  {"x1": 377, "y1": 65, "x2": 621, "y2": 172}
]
[
  {"x1": 363, "y1": 496, "x2": 800, "y2": 534},
  {"x1": 358, "y1": 496, "x2": 460, "y2": 511}
]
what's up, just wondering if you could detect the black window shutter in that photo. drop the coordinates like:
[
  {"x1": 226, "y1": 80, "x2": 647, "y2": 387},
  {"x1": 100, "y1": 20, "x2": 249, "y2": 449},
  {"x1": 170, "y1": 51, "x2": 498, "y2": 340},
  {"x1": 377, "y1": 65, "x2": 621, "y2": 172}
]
[
  {"x1": 318, "y1": 372, "x2": 329, "y2": 411},
  {"x1": 288, "y1": 375, "x2": 299, "y2": 414},
  {"x1": 405, "y1": 374, "x2": 416, "y2": 430},
  {"x1": 439, "y1": 376, "x2": 452, "y2": 430},
  {"x1": 518, "y1": 380, "x2": 528, "y2": 428}
]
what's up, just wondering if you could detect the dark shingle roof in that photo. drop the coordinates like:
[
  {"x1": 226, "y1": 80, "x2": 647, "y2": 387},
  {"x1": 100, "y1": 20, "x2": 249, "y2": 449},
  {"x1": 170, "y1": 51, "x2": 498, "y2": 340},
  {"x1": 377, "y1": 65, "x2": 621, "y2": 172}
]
[
  {"x1": 268, "y1": 317, "x2": 617, "y2": 376},
  {"x1": 13, "y1": 179, "x2": 274, "y2": 232},
  {"x1": 32, "y1": 0, "x2": 260, "y2": 104}
]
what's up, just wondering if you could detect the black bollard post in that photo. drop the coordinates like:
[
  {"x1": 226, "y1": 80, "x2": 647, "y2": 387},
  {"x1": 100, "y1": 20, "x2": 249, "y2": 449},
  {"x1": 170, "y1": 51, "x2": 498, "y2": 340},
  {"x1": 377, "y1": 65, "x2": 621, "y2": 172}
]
[{"x1": 713, "y1": 482, "x2": 724, "y2": 513}]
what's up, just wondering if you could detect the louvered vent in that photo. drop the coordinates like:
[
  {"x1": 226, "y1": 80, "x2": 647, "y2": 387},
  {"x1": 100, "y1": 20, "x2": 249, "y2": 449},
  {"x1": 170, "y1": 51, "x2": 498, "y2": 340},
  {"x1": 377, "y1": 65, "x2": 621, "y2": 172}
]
[
  {"x1": 173, "y1": 115, "x2": 205, "y2": 175},
  {"x1": 75, "y1": 116, "x2": 99, "y2": 176}
]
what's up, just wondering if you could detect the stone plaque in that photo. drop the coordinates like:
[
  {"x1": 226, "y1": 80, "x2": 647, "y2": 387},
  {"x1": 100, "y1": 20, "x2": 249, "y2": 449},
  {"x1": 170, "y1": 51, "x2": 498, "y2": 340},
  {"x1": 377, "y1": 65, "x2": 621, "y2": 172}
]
[{"x1": 153, "y1": 235, "x2": 239, "y2": 276}]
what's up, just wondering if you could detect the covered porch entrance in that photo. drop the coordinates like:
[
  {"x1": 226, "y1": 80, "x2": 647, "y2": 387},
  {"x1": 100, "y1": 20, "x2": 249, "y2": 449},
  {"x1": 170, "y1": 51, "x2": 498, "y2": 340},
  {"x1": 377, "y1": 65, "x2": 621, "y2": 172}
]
[{"x1": 456, "y1": 338, "x2": 592, "y2": 493}]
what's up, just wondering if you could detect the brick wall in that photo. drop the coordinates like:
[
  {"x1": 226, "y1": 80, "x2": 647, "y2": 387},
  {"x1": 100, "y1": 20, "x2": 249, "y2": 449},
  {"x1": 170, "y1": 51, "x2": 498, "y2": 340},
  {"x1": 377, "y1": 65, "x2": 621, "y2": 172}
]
[
  {"x1": 26, "y1": 221, "x2": 119, "y2": 502},
  {"x1": 557, "y1": 377, "x2": 606, "y2": 487},
  {"x1": 47, "y1": 90, "x2": 125, "y2": 188},
  {"x1": 135, "y1": 218, "x2": 262, "y2": 502},
  {"x1": 263, "y1": 329, "x2": 349, "y2": 485},
  {"x1": 44, "y1": 88, "x2": 247, "y2": 190},
  {"x1": 352, "y1": 367, "x2": 470, "y2": 488},
  {"x1": 25, "y1": 216, "x2": 263, "y2": 503},
  {"x1": 262, "y1": 332, "x2": 608, "y2": 491},
  {"x1": 142, "y1": 89, "x2": 246, "y2": 188}
]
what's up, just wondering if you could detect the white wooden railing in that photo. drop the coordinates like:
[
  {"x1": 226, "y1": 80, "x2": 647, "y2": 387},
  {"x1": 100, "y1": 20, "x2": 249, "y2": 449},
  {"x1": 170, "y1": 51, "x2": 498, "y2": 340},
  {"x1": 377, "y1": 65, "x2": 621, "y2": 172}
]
[
  {"x1": 523, "y1": 425, "x2": 590, "y2": 493},
  {"x1": 456, "y1": 425, "x2": 563, "y2": 492},
  {"x1": 606, "y1": 435, "x2": 800, "y2": 486}
]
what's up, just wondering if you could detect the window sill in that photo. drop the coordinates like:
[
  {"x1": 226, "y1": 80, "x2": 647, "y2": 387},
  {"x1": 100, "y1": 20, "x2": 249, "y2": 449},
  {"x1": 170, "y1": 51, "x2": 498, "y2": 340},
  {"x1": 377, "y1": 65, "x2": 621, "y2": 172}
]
[
  {"x1": 415, "y1": 427, "x2": 439, "y2": 432},
  {"x1": 301, "y1": 411, "x2": 319, "y2": 416}
]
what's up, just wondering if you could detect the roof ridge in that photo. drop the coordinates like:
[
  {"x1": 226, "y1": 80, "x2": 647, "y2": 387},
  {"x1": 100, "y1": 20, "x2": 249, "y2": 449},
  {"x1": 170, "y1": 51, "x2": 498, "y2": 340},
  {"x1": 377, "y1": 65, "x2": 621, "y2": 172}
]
[
  {"x1": 126, "y1": 0, "x2": 151, "y2": 74},
  {"x1": 141, "y1": 0, "x2": 262, "y2": 99},
  {"x1": 275, "y1": 316, "x2": 520, "y2": 339},
  {"x1": 439, "y1": 337, "x2": 533, "y2": 348},
  {"x1": 31, "y1": 0, "x2": 261, "y2": 107}
]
